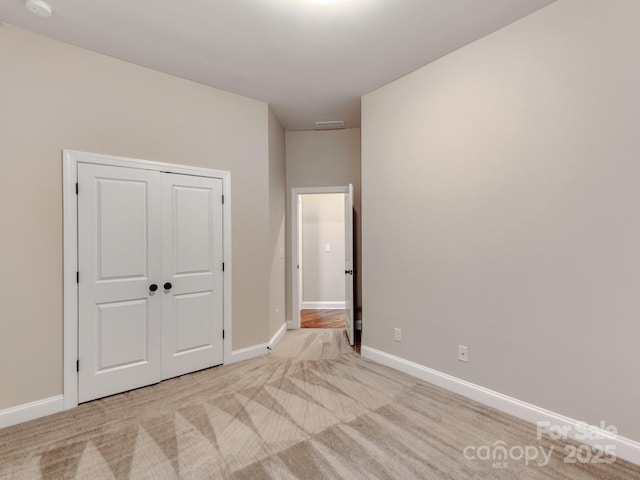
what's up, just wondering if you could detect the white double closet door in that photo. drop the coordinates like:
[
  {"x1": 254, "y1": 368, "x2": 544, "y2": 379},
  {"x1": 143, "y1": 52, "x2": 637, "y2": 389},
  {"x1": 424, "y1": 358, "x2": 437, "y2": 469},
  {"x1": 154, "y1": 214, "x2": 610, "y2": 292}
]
[{"x1": 77, "y1": 163, "x2": 224, "y2": 403}]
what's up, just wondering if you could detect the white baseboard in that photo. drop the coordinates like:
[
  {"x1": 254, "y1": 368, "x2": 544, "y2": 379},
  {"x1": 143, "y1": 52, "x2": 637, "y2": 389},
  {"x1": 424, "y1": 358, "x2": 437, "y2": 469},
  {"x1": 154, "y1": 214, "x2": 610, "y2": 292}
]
[
  {"x1": 269, "y1": 322, "x2": 288, "y2": 350},
  {"x1": 301, "y1": 301, "x2": 345, "y2": 310},
  {"x1": 0, "y1": 395, "x2": 64, "y2": 430},
  {"x1": 361, "y1": 346, "x2": 640, "y2": 467},
  {"x1": 229, "y1": 343, "x2": 269, "y2": 364},
  {"x1": 286, "y1": 320, "x2": 296, "y2": 329},
  {"x1": 229, "y1": 322, "x2": 289, "y2": 364}
]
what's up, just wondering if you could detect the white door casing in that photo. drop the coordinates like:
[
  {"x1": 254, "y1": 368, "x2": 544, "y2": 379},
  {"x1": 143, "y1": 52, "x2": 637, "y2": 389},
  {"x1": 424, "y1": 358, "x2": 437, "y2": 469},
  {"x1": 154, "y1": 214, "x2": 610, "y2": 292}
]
[
  {"x1": 64, "y1": 150, "x2": 231, "y2": 409},
  {"x1": 297, "y1": 195, "x2": 303, "y2": 312},
  {"x1": 290, "y1": 186, "x2": 354, "y2": 338}
]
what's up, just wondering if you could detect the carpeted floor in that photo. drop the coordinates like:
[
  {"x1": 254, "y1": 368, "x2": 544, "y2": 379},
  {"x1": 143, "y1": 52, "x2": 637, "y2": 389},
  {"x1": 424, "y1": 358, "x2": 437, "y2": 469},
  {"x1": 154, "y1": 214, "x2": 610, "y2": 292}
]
[{"x1": 1, "y1": 328, "x2": 639, "y2": 479}]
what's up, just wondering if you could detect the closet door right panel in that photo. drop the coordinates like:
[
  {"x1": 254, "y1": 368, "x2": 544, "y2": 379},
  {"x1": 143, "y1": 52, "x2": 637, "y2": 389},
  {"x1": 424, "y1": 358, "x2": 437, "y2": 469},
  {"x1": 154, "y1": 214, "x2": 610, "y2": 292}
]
[{"x1": 161, "y1": 173, "x2": 224, "y2": 380}]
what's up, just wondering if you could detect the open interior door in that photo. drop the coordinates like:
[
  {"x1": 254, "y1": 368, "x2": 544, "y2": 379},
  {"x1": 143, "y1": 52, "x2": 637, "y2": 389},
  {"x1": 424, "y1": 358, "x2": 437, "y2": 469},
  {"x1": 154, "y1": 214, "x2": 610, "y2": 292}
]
[{"x1": 344, "y1": 184, "x2": 355, "y2": 346}]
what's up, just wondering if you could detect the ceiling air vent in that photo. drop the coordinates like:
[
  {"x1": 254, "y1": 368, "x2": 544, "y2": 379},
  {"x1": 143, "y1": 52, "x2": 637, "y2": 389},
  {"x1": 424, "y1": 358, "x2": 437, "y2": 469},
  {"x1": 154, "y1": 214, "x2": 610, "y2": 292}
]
[{"x1": 314, "y1": 120, "x2": 345, "y2": 129}]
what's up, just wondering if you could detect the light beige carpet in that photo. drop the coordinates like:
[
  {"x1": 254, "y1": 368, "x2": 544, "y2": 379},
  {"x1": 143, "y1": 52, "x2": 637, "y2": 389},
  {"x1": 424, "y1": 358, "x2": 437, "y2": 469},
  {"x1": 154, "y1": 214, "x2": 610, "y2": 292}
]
[{"x1": 1, "y1": 329, "x2": 639, "y2": 479}]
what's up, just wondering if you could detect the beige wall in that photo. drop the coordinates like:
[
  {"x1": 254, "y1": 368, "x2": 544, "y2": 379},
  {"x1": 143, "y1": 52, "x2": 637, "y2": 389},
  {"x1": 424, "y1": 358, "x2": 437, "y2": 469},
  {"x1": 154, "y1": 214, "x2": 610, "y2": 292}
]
[
  {"x1": 268, "y1": 107, "x2": 286, "y2": 338},
  {"x1": 0, "y1": 25, "x2": 273, "y2": 410},
  {"x1": 301, "y1": 194, "x2": 346, "y2": 305},
  {"x1": 285, "y1": 129, "x2": 361, "y2": 321},
  {"x1": 362, "y1": 0, "x2": 640, "y2": 442}
]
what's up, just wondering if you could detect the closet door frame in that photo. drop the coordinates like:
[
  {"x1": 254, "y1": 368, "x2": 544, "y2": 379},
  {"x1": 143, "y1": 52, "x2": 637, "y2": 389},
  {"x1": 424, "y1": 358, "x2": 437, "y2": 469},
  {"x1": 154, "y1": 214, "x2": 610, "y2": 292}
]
[{"x1": 63, "y1": 150, "x2": 232, "y2": 410}]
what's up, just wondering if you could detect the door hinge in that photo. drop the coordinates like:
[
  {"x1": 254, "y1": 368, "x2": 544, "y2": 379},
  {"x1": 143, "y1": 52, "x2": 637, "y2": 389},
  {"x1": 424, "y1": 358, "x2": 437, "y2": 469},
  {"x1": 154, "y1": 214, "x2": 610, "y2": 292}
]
[
  {"x1": 76, "y1": 360, "x2": 79, "y2": 372},
  {"x1": 76, "y1": 271, "x2": 79, "y2": 283},
  {"x1": 222, "y1": 329, "x2": 225, "y2": 339},
  {"x1": 222, "y1": 194, "x2": 225, "y2": 204},
  {"x1": 75, "y1": 183, "x2": 79, "y2": 195},
  {"x1": 222, "y1": 262, "x2": 225, "y2": 272}
]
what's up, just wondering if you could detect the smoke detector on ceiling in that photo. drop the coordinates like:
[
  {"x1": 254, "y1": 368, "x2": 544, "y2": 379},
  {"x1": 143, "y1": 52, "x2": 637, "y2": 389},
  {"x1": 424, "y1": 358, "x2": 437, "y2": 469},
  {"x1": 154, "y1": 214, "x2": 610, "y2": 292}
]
[
  {"x1": 25, "y1": 0, "x2": 52, "y2": 17},
  {"x1": 314, "y1": 120, "x2": 345, "y2": 130}
]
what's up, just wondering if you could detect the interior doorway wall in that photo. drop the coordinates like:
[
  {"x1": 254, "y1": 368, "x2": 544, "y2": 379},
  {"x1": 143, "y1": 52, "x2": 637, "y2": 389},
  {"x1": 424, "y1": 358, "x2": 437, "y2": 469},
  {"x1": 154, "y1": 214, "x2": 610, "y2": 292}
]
[{"x1": 284, "y1": 129, "x2": 362, "y2": 336}]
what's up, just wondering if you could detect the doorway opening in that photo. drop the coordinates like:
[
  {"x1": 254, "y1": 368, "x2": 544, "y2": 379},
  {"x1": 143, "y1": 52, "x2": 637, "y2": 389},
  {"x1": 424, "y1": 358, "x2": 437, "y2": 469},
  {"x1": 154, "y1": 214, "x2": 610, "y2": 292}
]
[
  {"x1": 299, "y1": 193, "x2": 347, "y2": 329},
  {"x1": 291, "y1": 186, "x2": 355, "y2": 345}
]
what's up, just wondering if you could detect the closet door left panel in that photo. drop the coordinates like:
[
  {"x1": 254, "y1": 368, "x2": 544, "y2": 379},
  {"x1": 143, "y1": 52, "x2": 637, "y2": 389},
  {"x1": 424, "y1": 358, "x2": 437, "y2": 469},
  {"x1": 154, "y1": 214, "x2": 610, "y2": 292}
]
[{"x1": 78, "y1": 163, "x2": 162, "y2": 403}]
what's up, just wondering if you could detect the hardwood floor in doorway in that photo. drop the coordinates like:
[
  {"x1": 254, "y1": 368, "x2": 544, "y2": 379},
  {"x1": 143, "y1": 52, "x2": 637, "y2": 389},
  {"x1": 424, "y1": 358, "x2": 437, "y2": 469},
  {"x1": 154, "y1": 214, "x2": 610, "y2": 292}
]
[{"x1": 301, "y1": 309, "x2": 346, "y2": 329}]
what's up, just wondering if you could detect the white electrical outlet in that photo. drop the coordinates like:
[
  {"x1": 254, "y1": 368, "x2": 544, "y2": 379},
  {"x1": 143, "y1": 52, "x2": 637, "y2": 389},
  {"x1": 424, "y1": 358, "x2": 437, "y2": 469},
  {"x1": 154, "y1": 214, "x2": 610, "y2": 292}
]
[
  {"x1": 458, "y1": 345, "x2": 469, "y2": 362},
  {"x1": 394, "y1": 328, "x2": 402, "y2": 342}
]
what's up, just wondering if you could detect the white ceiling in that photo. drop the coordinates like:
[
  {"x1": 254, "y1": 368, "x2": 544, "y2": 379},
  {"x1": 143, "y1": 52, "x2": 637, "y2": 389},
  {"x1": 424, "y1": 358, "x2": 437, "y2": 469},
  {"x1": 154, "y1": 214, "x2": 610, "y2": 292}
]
[{"x1": 0, "y1": 0, "x2": 556, "y2": 130}]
